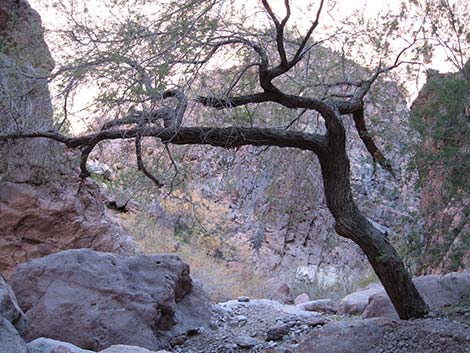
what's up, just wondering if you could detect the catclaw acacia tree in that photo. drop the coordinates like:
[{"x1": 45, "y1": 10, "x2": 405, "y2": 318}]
[{"x1": 1, "y1": 0, "x2": 440, "y2": 318}]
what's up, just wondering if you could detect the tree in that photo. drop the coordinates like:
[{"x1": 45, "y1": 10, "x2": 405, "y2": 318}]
[{"x1": 1, "y1": 0, "x2": 436, "y2": 318}]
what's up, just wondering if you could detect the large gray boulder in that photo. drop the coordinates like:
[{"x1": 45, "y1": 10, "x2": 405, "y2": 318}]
[
  {"x1": 297, "y1": 318, "x2": 393, "y2": 353},
  {"x1": 10, "y1": 249, "x2": 212, "y2": 351},
  {"x1": 100, "y1": 345, "x2": 172, "y2": 353},
  {"x1": 362, "y1": 271, "x2": 470, "y2": 319},
  {"x1": 0, "y1": 317, "x2": 27, "y2": 353},
  {"x1": 0, "y1": 273, "x2": 27, "y2": 334},
  {"x1": 27, "y1": 338, "x2": 95, "y2": 353},
  {"x1": 297, "y1": 299, "x2": 337, "y2": 314},
  {"x1": 26, "y1": 339, "x2": 173, "y2": 353}
]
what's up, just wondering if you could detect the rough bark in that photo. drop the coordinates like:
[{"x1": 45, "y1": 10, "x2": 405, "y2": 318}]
[{"x1": 317, "y1": 129, "x2": 429, "y2": 319}]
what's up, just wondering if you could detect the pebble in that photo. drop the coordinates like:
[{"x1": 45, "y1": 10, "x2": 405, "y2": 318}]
[
  {"x1": 234, "y1": 335, "x2": 259, "y2": 348},
  {"x1": 237, "y1": 296, "x2": 250, "y2": 302},
  {"x1": 266, "y1": 323, "x2": 292, "y2": 341},
  {"x1": 236, "y1": 314, "x2": 248, "y2": 326}
]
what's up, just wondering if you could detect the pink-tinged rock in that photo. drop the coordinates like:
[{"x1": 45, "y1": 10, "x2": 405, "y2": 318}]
[
  {"x1": 337, "y1": 283, "x2": 383, "y2": 316},
  {"x1": 10, "y1": 249, "x2": 212, "y2": 351},
  {"x1": 0, "y1": 181, "x2": 136, "y2": 277},
  {"x1": 361, "y1": 292, "x2": 399, "y2": 320},
  {"x1": 294, "y1": 293, "x2": 311, "y2": 305},
  {"x1": 271, "y1": 283, "x2": 294, "y2": 304}
]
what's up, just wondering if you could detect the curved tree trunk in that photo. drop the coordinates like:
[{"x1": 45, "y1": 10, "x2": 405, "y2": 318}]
[{"x1": 318, "y1": 134, "x2": 429, "y2": 319}]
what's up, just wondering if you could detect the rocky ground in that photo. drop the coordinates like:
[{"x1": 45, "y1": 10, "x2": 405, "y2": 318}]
[
  {"x1": 1, "y1": 249, "x2": 469, "y2": 353},
  {"x1": 170, "y1": 297, "x2": 470, "y2": 353}
]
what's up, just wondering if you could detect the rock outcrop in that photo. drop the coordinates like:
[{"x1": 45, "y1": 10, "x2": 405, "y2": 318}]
[
  {"x1": 0, "y1": 180, "x2": 136, "y2": 276},
  {"x1": 10, "y1": 249, "x2": 212, "y2": 351},
  {"x1": 0, "y1": 0, "x2": 136, "y2": 276},
  {"x1": 411, "y1": 64, "x2": 470, "y2": 274}
]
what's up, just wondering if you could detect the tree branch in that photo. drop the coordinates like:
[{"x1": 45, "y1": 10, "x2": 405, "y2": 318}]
[{"x1": 352, "y1": 109, "x2": 396, "y2": 177}]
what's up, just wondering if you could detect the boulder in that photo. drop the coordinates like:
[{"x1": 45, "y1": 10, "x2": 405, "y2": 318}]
[
  {"x1": 0, "y1": 181, "x2": 136, "y2": 277},
  {"x1": 0, "y1": 317, "x2": 27, "y2": 353},
  {"x1": 100, "y1": 346, "x2": 172, "y2": 353},
  {"x1": 414, "y1": 270, "x2": 470, "y2": 308},
  {"x1": 270, "y1": 283, "x2": 294, "y2": 304},
  {"x1": 0, "y1": 273, "x2": 27, "y2": 334},
  {"x1": 26, "y1": 339, "x2": 174, "y2": 353},
  {"x1": 10, "y1": 249, "x2": 212, "y2": 351},
  {"x1": 27, "y1": 338, "x2": 95, "y2": 353},
  {"x1": 297, "y1": 299, "x2": 337, "y2": 314},
  {"x1": 362, "y1": 271, "x2": 470, "y2": 319},
  {"x1": 298, "y1": 318, "x2": 393, "y2": 353},
  {"x1": 294, "y1": 293, "x2": 310, "y2": 305},
  {"x1": 361, "y1": 292, "x2": 399, "y2": 320},
  {"x1": 337, "y1": 283, "x2": 383, "y2": 315}
]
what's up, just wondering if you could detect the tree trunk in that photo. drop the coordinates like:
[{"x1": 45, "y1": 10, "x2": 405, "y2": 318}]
[{"x1": 318, "y1": 139, "x2": 429, "y2": 319}]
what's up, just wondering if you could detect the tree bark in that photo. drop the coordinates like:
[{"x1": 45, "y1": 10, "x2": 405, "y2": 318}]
[{"x1": 318, "y1": 129, "x2": 429, "y2": 319}]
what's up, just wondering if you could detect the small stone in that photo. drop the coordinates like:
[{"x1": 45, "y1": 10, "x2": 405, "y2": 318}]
[
  {"x1": 266, "y1": 324, "x2": 292, "y2": 341},
  {"x1": 236, "y1": 315, "x2": 248, "y2": 323},
  {"x1": 235, "y1": 336, "x2": 259, "y2": 348},
  {"x1": 294, "y1": 293, "x2": 310, "y2": 305},
  {"x1": 170, "y1": 335, "x2": 186, "y2": 347},
  {"x1": 237, "y1": 296, "x2": 250, "y2": 303}
]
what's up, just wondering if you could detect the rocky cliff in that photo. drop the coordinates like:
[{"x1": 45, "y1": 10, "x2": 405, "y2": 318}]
[
  {"x1": 411, "y1": 65, "x2": 470, "y2": 274},
  {"x1": 0, "y1": 0, "x2": 136, "y2": 276}
]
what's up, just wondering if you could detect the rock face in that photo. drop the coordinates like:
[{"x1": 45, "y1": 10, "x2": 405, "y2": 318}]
[
  {"x1": 411, "y1": 64, "x2": 470, "y2": 274},
  {"x1": 0, "y1": 0, "x2": 136, "y2": 276},
  {"x1": 0, "y1": 180, "x2": 136, "y2": 276},
  {"x1": 10, "y1": 249, "x2": 212, "y2": 351},
  {"x1": 0, "y1": 0, "x2": 56, "y2": 182}
]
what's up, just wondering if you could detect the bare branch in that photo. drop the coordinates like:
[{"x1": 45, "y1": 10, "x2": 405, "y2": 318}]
[
  {"x1": 135, "y1": 133, "x2": 164, "y2": 187},
  {"x1": 352, "y1": 109, "x2": 395, "y2": 178}
]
